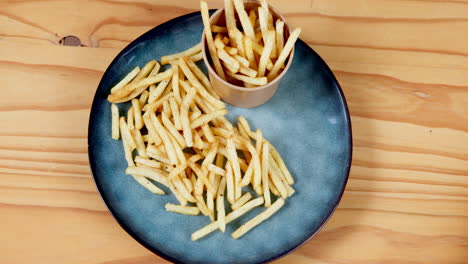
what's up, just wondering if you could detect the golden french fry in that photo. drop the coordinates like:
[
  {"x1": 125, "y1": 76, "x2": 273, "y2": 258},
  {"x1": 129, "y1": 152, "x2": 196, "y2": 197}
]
[
  {"x1": 212, "y1": 25, "x2": 228, "y2": 33},
  {"x1": 267, "y1": 140, "x2": 294, "y2": 185},
  {"x1": 139, "y1": 90, "x2": 149, "y2": 105},
  {"x1": 119, "y1": 116, "x2": 136, "y2": 151},
  {"x1": 168, "y1": 179, "x2": 188, "y2": 206},
  {"x1": 122, "y1": 139, "x2": 135, "y2": 167},
  {"x1": 233, "y1": 0, "x2": 255, "y2": 39},
  {"x1": 173, "y1": 175, "x2": 197, "y2": 203},
  {"x1": 127, "y1": 107, "x2": 134, "y2": 130},
  {"x1": 227, "y1": 71, "x2": 267, "y2": 86},
  {"x1": 131, "y1": 99, "x2": 143, "y2": 130},
  {"x1": 225, "y1": 46, "x2": 238, "y2": 55},
  {"x1": 214, "y1": 35, "x2": 225, "y2": 50},
  {"x1": 243, "y1": 37, "x2": 257, "y2": 70},
  {"x1": 217, "y1": 48, "x2": 240, "y2": 72},
  {"x1": 249, "y1": 9, "x2": 256, "y2": 28},
  {"x1": 223, "y1": 0, "x2": 237, "y2": 42},
  {"x1": 261, "y1": 141, "x2": 271, "y2": 207},
  {"x1": 148, "y1": 80, "x2": 169, "y2": 104},
  {"x1": 196, "y1": 195, "x2": 213, "y2": 218},
  {"x1": 239, "y1": 66, "x2": 257, "y2": 78},
  {"x1": 168, "y1": 131, "x2": 187, "y2": 166},
  {"x1": 135, "y1": 156, "x2": 161, "y2": 168},
  {"x1": 234, "y1": 54, "x2": 250, "y2": 68},
  {"x1": 132, "y1": 128, "x2": 148, "y2": 159},
  {"x1": 107, "y1": 68, "x2": 173, "y2": 103},
  {"x1": 221, "y1": 60, "x2": 239, "y2": 74},
  {"x1": 201, "y1": 124, "x2": 215, "y2": 143},
  {"x1": 201, "y1": 1, "x2": 226, "y2": 80},
  {"x1": 165, "y1": 203, "x2": 199, "y2": 215},
  {"x1": 189, "y1": 161, "x2": 215, "y2": 193},
  {"x1": 226, "y1": 137, "x2": 242, "y2": 200},
  {"x1": 184, "y1": 57, "x2": 219, "y2": 99},
  {"x1": 179, "y1": 57, "x2": 225, "y2": 109},
  {"x1": 191, "y1": 197, "x2": 264, "y2": 241},
  {"x1": 126, "y1": 165, "x2": 169, "y2": 187},
  {"x1": 222, "y1": 36, "x2": 230, "y2": 45},
  {"x1": 258, "y1": 30, "x2": 275, "y2": 77},
  {"x1": 267, "y1": 27, "x2": 301, "y2": 80},
  {"x1": 254, "y1": 129, "x2": 263, "y2": 187},
  {"x1": 168, "y1": 97, "x2": 182, "y2": 130},
  {"x1": 193, "y1": 129, "x2": 205, "y2": 150},
  {"x1": 161, "y1": 112, "x2": 185, "y2": 148},
  {"x1": 275, "y1": 19, "x2": 285, "y2": 56},
  {"x1": 191, "y1": 109, "x2": 227, "y2": 129},
  {"x1": 143, "y1": 114, "x2": 162, "y2": 145},
  {"x1": 207, "y1": 163, "x2": 226, "y2": 176},
  {"x1": 132, "y1": 175, "x2": 165, "y2": 195},
  {"x1": 146, "y1": 144, "x2": 171, "y2": 164},
  {"x1": 231, "y1": 192, "x2": 252, "y2": 210},
  {"x1": 225, "y1": 161, "x2": 235, "y2": 203},
  {"x1": 217, "y1": 176, "x2": 227, "y2": 232},
  {"x1": 150, "y1": 112, "x2": 178, "y2": 165},
  {"x1": 268, "y1": 156, "x2": 288, "y2": 198},
  {"x1": 161, "y1": 43, "x2": 202, "y2": 65},
  {"x1": 171, "y1": 64, "x2": 181, "y2": 102},
  {"x1": 111, "y1": 104, "x2": 120, "y2": 140},
  {"x1": 231, "y1": 198, "x2": 285, "y2": 239},
  {"x1": 110, "y1": 66, "x2": 140, "y2": 94}
]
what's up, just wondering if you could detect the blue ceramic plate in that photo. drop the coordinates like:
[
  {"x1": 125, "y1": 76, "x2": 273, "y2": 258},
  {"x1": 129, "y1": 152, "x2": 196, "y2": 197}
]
[{"x1": 89, "y1": 11, "x2": 352, "y2": 264}]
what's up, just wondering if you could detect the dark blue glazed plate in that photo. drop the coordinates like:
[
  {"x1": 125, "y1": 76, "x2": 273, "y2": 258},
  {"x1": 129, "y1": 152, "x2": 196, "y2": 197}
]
[{"x1": 89, "y1": 11, "x2": 352, "y2": 264}]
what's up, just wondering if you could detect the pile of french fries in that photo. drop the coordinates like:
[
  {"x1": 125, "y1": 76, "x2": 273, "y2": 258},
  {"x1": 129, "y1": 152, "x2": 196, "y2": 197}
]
[
  {"x1": 201, "y1": 0, "x2": 301, "y2": 87},
  {"x1": 106, "y1": 3, "x2": 295, "y2": 241}
]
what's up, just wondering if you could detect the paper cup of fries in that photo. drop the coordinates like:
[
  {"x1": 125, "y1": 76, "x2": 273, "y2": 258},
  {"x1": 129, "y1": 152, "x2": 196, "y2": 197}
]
[{"x1": 201, "y1": 0, "x2": 297, "y2": 108}]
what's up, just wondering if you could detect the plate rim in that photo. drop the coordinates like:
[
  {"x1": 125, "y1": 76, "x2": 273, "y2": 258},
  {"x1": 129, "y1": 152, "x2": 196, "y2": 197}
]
[{"x1": 88, "y1": 10, "x2": 353, "y2": 264}]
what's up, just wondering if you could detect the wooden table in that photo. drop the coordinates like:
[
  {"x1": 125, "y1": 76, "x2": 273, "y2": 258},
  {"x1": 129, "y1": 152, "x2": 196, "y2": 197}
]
[{"x1": 1, "y1": 0, "x2": 467, "y2": 263}]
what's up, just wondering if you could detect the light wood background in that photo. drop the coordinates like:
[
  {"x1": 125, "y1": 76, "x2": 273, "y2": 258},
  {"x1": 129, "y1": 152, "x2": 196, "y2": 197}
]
[{"x1": 1, "y1": 0, "x2": 467, "y2": 263}]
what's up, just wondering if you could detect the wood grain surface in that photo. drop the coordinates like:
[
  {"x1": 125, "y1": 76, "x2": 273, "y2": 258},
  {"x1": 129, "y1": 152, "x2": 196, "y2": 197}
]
[{"x1": 1, "y1": 0, "x2": 467, "y2": 263}]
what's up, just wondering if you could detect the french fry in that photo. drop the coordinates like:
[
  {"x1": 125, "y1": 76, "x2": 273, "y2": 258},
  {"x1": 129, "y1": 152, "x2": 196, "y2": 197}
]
[
  {"x1": 225, "y1": 46, "x2": 238, "y2": 55},
  {"x1": 202, "y1": 124, "x2": 215, "y2": 143},
  {"x1": 266, "y1": 140, "x2": 294, "y2": 185},
  {"x1": 135, "y1": 156, "x2": 161, "y2": 168},
  {"x1": 127, "y1": 107, "x2": 134, "y2": 130},
  {"x1": 132, "y1": 175, "x2": 165, "y2": 194},
  {"x1": 226, "y1": 137, "x2": 242, "y2": 200},
  {"x1": 132, "y1": 99, "x2": 144, "y2": 130},
  {"x1": 233, "y1": 0, "x2": 255, "y2": 39},
  {"x1": 148, "y1": 80, "x2": 169, "y2": 104},
  {"x1": 196, "y1": 195, "x2": 213, "y2": 219},
  {"x1": 231, "y1": 198, "x2": 285, "y2": 239},
  {"x1": 143, "y1": 114, "x2": 162, "y2": 146},
  {"x1": 173, "y1": 175, "x2": 197, "y2": 203},
  {"x1": 191, "y1": 197, "x2": 264, "y2": 241},
  {"x1": 193, "y1": 129, "x2": 205, "y2": 150},
  {"x1": 268, "y1": 175, "x2": 281, "y2": 196},
  {"x1": 168, "y1": 97, "x2": 182, "y2": 130},
  {"x1": 268, "y1": 156, "x2": 288, "y2": 198},
  {"x1": 119, "y1": 117, "x2": 136, "y2": 151},
  {"x1": 162, "y1": 100, "x2": 171, "y2": 117},
  {"x1": 161, "y1": 112, "x2": 185, "y2": 148},
  {"x1": 217, "y1": 48, "x2": 240, "y2": 72},
  {"x1": 258, "y1": 6, "x2": 269, "y2": 46},
  {"x1": 249, "y1": 10, "x2": 257, "y2": 27},
  {"x1": 225, "y1": 161, "x2": 235, "y2": 203},
  {"x1": 168, "y1": 179, "x2": 188, "y2": 206},
  {"x1": 189, "y1": 161, "x2": 215, "y2": 194},
  {"x1": 179, "y1": 57, "x2": 225, "y2": 109},
  {"x1": 221, "y1": 61, "x2": 239, "y2": 74},
  {"x1": 184, "y1": 57, "x2": 219, "y2": 99},
  {"x1": 161, "y1": 43, "x2": 202, "y2": 65},
  {"x1": 239, "y1": 66, "x2": 257, "y2": 78},
  {"x1": 231, "y1": 192, "x2": 252, "y2": 210},
  {"x1": 222, "y1": 36, "x2": 230, "y2": 45},
  {"x1": 217, "y1": 176, "x2": 227, "y2": 231},
  {"x1": 275, "y1": 19, "x2": 285, "y2": 56},
  {"x1": 150, "y1": 112, "x2": 178, "y2": 165},
  {"x1": 168, "y1": 131, "x2": 187, "y2": 166},
  {"x1": 191, "y1": 109, "x2": 227, "y2": 129},
  {"x1": 207, "y1": 163, "x2": 226, "y2": 176},
  {"x1": 126, "y1": 166, "x2": 169, "y2": 187},
  {"x1": 110, "y1": 66, "x2": 140, "y2": 94},
  {"x1": 122, "y1": 139, "x2": 135, "y2": 166},
  {"x1": 258, "y1": 30, "x2": 275, "y2": 77},
  {"x1": 243, "y1": 37, "x2": 257, "y2": 70},
  {"x1": 132, "y1": 128, "x2": 148, "y2": 159},
  {"x1": 223, "y1": 0, "x2": 237, "y2": 43},
  {"x1": 171, "y1": 64, "x2": 181, "y2": 102},
  {"x1": 234, "y1": 54, "x2": 250, "y2": 68},
  {"x1": 147, "y1": 144, "x2": 171, "y2": 164},
  {"x1": 201, "y1": 1, "x2": 226, "y2": 80},
  {"x1": 212, "y1": 25, "x2": 228, "y2": 33},
  {"x1": 111, "y1": 104, "x2": 120, "y2": 140},
  {"x1": 201, "y1": 141, "x2": 219, "y2": 169},
  {"x1": 227, "y1": 72, "x2": 267, "y2": 86},
  {"x1": 139, "y1": 90, "x2": 149, "y2": 105},
  {"x1": 165, "y1": 203, "x2": 199, "y2": 215},
  {"x1": 107, "y1": 68, "x2": 173, "y2": 103},
  {"x1": 261, "y1": 141, "x2": 271, "y2": 207},
  {"x1": 214, "y1": 35, "x2": 225, "y2": 50},
  {"x1": 267, "y1": 27, "x2": 301, "y2": 80}
]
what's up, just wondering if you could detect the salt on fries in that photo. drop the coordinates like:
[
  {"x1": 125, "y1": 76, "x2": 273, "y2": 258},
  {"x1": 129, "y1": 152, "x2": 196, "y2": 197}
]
[
  {"x1": 201, "y1": 0, "x2": 301, "y2": 86},
  {"x1": 108, "y1": 0, "x2": 295, "y2": 241}
]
